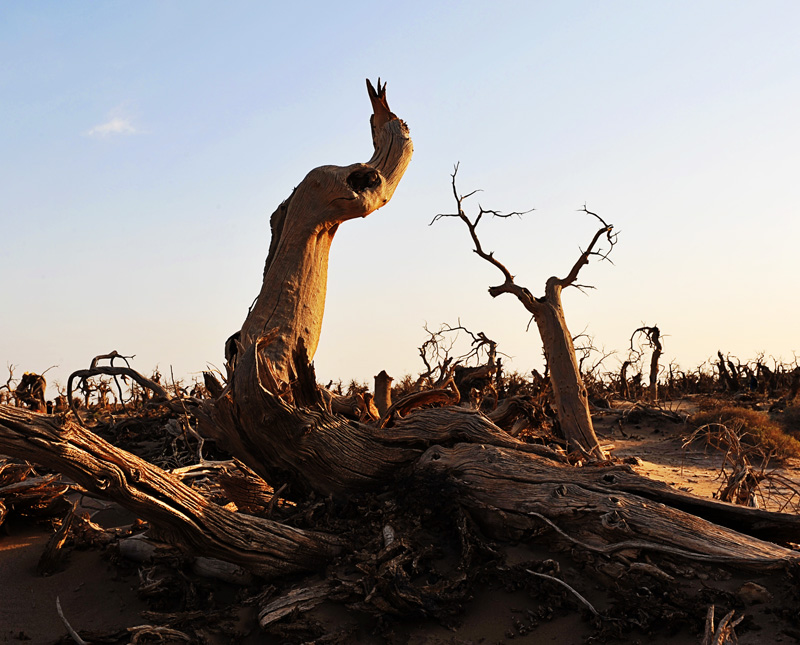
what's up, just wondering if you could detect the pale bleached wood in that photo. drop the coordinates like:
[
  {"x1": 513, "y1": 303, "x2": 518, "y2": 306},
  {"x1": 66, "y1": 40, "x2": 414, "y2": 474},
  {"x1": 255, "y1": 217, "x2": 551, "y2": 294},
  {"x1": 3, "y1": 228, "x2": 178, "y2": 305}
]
[
  {"x1": 416, "y1": 442, "x2": 799, "y2": 568},
  {"x1": 230, "y1": 80, "x2": 413, "y2": 382}
]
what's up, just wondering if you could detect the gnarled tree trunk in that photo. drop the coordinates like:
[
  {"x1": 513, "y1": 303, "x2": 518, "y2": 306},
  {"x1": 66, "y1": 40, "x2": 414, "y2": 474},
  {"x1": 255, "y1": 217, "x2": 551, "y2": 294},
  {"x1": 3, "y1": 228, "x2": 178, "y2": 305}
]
[
  {"x1": 226, "y1": 80, "x2": 413, "y2": 383},
  {"x1": 631, "y1": 325, "x2": 662, "y2": 400},
  {"x1": 530, "y1": 278, "x2": 601, "y2": 457}
]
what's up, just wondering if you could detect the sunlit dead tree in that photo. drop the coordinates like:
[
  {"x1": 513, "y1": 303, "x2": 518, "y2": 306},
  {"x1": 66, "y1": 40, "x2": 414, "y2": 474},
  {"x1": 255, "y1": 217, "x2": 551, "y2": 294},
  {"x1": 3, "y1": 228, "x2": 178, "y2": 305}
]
[{"x1": 432, "y1": 166, "x2": 617, "y2": 457}]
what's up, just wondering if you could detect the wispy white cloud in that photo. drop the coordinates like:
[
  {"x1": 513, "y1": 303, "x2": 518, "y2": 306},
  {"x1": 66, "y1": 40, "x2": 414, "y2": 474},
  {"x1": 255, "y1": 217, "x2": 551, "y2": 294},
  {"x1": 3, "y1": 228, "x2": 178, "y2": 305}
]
[
  {"x1": 87, "y1": 117, "x2": 136, "y2": 137},
  {"x1": 85, "y1": 110, "x2": 139, "y2": 138}
]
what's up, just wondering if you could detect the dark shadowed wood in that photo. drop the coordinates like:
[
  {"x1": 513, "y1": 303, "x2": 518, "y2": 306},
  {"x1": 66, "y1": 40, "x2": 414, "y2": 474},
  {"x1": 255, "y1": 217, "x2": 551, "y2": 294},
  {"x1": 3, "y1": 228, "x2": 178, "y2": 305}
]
[{"x1": 374, "y1": 370, "x2": 393, "y2": 417}]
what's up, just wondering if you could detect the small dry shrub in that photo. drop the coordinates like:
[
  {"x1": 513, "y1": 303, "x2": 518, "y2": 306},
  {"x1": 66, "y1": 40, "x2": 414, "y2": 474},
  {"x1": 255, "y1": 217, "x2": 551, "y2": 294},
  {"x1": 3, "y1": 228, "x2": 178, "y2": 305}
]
[
  {"x1": 777, "y1": 405, "x2": 800, "y2": 438},
  {"x1": 689, "y1": 404, "x2": 800, "y2": 459},
  {"x1": 391, "y1": 374, "x2": 418, "y2": 399}
]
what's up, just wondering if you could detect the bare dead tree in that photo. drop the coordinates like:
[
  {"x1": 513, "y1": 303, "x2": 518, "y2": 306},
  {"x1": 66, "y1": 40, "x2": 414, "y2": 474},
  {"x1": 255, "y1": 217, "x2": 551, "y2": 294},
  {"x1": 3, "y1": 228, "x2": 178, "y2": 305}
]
[
  {"x1": 225, "y1": 79, "x2": 413, "y2": 383},
  {"x1": 15, "y1": 372, "x2": 47, "y2": 412},
  {"x1": 618, "y1": 360, "x2": 632, "y2": 399},
  {"x1": 431, "y1": 166, "x2": 616, "y2": 458},
  {"x1": 415, "y1": 324, "x2": 457, "y2": 390},
  {"x1": 717, "y1": 351, "x2": 739, "y2": 392},
  {"x1": 573, "y1": 331, "x2": 615, "y2": 381},
  {"x1": 435, "y1": 323, "x2": 502, "y2": 405},
  {"x1": 68, "y1": 352, "x2": 169, "y2": 425},
  {"x1": 0, "y1": 364, "x2": 16, "y2": 405},
  {"x1": 630, "y1": 325, "x2": 663, "y2": 400}
]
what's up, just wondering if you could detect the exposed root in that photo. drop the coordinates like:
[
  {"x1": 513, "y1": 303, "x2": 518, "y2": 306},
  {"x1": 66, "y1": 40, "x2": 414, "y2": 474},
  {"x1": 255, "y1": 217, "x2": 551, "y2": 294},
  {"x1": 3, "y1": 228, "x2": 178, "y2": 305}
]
[
  {"x1": 525, "y1": 569, "x2": 599, "y2": 616},
  {"x1": 56, "y1": 596, "x2": 88, "y2": 645}
]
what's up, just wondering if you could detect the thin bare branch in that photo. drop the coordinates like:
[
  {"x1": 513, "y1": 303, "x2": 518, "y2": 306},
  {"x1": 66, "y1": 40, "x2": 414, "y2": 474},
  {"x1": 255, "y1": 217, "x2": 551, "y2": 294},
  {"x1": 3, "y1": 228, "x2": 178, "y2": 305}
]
[
  {"x1": 56, "y1": 596, "x2": 88, "y2": 645},
  {"x1": 555, "y1": 211, "x2": 616, "y2": 290},
  {"x1": 526, "y1": 569, "x2": 598, "y2": 616},
  {"x1": 431, "y1": 164, "x2": 517, "y2": 287}
]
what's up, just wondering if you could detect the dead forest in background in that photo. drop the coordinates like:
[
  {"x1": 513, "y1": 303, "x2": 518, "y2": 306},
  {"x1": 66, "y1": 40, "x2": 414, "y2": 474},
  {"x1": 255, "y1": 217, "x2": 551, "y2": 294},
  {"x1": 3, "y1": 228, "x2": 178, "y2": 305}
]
[{"x1": 4, "y1": 333, "x2": 800, "y2": 642}]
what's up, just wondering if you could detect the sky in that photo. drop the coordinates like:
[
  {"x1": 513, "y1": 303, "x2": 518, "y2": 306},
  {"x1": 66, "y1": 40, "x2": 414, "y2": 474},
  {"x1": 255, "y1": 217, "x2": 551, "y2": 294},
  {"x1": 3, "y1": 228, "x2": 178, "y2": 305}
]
[{"x1": 2, "y1": 1, "x2": 799, "y2": 395}]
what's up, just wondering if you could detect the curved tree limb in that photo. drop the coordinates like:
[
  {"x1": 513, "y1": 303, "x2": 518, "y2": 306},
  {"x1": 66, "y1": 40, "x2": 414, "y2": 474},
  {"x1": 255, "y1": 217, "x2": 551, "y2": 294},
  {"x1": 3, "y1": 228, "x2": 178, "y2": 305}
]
[
  {"x1": 68, "y1": 365, "x2": 169, "y2": 426},
  {"x1": 230, "y1": 78, "x2": 413, "y2": 382},
  {"x1": 551, "y1": 206, "x2": 616, "y2": 292}
]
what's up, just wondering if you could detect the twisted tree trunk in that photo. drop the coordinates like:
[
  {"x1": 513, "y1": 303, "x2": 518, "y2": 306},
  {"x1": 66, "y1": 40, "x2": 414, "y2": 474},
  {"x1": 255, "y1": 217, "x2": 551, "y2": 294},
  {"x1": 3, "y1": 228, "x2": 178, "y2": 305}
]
[
  {"x1": 226, "y1": 80, "x2": 413, "y2": 382},
  {"x1": 529, "y1": 277, "x2": 601, "y2": 457}
]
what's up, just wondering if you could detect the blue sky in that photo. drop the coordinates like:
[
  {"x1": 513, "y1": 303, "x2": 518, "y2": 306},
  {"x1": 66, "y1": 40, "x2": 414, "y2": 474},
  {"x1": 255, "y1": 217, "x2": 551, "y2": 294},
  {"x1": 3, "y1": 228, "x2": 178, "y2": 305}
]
[{"x1": 2, "y1": 1, "x2": 799, "y2": 393}]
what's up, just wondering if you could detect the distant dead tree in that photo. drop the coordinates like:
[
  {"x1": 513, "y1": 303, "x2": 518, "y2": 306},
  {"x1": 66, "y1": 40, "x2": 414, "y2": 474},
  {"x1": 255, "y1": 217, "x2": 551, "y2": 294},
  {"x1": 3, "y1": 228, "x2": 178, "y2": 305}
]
[
  {"x1": 790, "y1": 367, "x2": 800, "y2": 401},
  {"x1": 618, "y1": 360, "x2": 632, "y2": 399},
  {"x1": 572, "y1": 332, "x2": 615, "y2": 407},
  {"x1": 411, "y1": 322, "x2": 501, "y2": 405},
  {"x1": 717, "y1": 351, "x2": 740, "y2": 392},
  {"x1": 755, "y1": 354, "x2": 779, "y2": 397},
  {"x1": 630, "y1": 325, "x2": 662, "y2": 400},
  {"x1": 0, "y1": 364, "x2": 15, "y2": 405},
  {"x1": 15, "y1": 372, "x2": 46, "y2": 412},
  {"x1": 432, "y1": 169, "x2": 616, "y2": 458},
  {"x1": 414, "y1": 324, "x2": 457, "y2": 390},
  {"x1": 445, "y1": 325, "x2": 500, "y2": 405}
]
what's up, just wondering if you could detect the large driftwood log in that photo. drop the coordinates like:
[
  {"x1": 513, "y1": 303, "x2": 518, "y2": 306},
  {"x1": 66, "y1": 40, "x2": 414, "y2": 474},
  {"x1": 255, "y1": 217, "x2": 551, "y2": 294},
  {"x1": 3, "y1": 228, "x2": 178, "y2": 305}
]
[
  {"x1": 416, "y1": 442, "x2": 798, "y2": 568},
  {"x1": 0, "y1": 406, "x2": 341, "y2": 577}
]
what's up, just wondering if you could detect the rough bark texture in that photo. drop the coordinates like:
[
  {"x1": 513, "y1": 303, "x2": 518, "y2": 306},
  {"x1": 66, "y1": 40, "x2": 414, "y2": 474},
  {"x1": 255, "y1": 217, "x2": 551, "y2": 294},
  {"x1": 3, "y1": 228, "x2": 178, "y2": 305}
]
[
  {"x1": 0, "y1": 406, "x2": 342, "y2": 577},
  {"x1": 4, "y1": 397, "x2": 798, "y2": 579},
  {"x1": 206, "y1": 344, "x2": 553, "y2": 498},
  {"x1": 417, "y1": 443, "x2": 798, "y2": 568},
  {"x1": 532, "y1": 279, "x2": 598, "y2": 457}
]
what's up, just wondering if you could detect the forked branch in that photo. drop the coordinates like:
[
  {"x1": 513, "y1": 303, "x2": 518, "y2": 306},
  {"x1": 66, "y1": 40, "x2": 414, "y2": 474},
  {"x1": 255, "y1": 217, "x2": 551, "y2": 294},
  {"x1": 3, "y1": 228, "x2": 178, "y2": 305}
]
[
  {"x1": 432, "y1": 165, "x2": 616, "y2": 312},
  {"x1": 431, "y1": 163, "x2": 529, "y2": 289},
  {"x1": 555, "y1": 205, "x2": 617, "y2": 290}
]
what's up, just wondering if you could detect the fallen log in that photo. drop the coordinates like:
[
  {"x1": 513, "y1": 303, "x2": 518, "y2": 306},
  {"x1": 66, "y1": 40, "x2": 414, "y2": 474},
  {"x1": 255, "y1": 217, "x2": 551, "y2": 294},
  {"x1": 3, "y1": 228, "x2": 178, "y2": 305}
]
[
  {"x1": 416, "y1": 442, "x2": 799, "y2": 568},
  {"x1": 0, "y1": 405, "x2": 342, "y2": 577}
]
